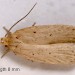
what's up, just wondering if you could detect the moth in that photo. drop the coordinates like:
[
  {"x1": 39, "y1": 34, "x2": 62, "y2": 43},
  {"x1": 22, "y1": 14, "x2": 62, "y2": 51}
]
[{"x1": 0, "y1": 3, "x2": 75, "y2": 64}]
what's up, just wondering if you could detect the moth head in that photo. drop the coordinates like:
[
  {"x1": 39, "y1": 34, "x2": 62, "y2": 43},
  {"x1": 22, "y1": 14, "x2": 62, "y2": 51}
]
[
  {"x1": 0, "y1": 27, "x2": 13, "y2": 58},
  {"x1": 0, "y1": 27, "x2": 11, "y2": 47},
  {"x1": 0, "y1": 37, "x2": 9, "y2": 46},
  {"x1": 0, "y1": 37, "x2": 11, "y2": 58}
]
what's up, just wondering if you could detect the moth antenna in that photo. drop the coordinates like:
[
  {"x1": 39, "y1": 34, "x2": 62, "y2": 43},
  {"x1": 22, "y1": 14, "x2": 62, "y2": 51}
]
[
  {"x1": 1, "y1": 49, "x2": 10, "y2": 58},
  {"x1": 3, "y1": 27, "x2": 11, "y2": 37},
  {"x1": 5, "y1": 2, "x2": 37, "y2": 36},
  {"x1": 32, "y1": 22, "x2": 36, "y2": 26}
]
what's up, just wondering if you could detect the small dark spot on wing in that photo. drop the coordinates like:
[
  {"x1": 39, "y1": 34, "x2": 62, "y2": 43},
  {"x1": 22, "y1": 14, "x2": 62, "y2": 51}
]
[
  {"x1": 5, "y1": 45, "x2": 8, "y2": 47},
  {"x1": 16, "y1": 37, "x2": 18, "y2": 39},
  {"x1": 32, "y1": 53, "x2": 34, "y2": 55},
  {"x1": 33, "y1": 31, "x2": 36, "y2": 33},
  {"x1": 72, "y1": 28, "x2": 75, "y2": 30},
  {"x1": 72, "y1": 50, "x2": 74, "y2": 53},
  {"x1": 73, "y1": 38, "x2": 75, "y2": 39},
  {"x1": 48, "y1": 42, "x2": 54, "y2": 44},
  {"x1": 54, "y1": 56, "x2": 56, "y2": 57},
  {"x1": 50, "y1": 34, "x2": 52, "y2": 36},
  {"x1": 49, "y1": 52, "x2": 51, "y2": 54},
  {"x1": 16, "y1": 45, "x2": 18, "y2": 48},
  {"x1": 70, "y1": 60, "x2": 73, "y2": 62}
]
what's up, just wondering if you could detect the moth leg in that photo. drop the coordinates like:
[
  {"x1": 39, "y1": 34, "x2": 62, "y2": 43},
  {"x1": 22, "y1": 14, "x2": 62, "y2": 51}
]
[
  {"x1": 3, "y1": 27, "x2": 9, "y2": 33},
  {"x1": 3, "y1": 27, "x2": 11, "y2": 37},
  {"x1": 1, "y1": 49, "x2": 10, "y2": 58},
  {"x1": 32, "y1": 22, "x2": 36, "y2": 26}
]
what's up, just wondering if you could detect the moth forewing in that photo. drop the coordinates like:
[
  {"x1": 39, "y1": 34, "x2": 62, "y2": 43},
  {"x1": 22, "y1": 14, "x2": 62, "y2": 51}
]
[
  {"x1": 13, "y1": 25, "x2": 75, "y2": 45},
  {"x1": 9, "y1": 38, "x2": 75, "y2": 64}
]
